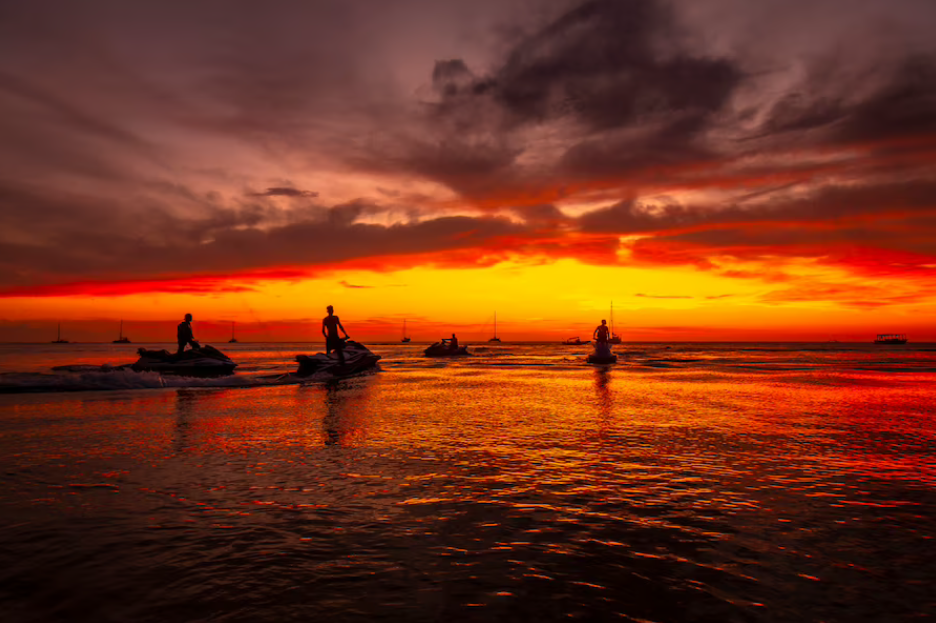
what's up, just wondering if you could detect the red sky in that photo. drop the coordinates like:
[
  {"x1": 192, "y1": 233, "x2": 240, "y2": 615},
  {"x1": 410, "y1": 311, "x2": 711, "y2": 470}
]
[{"x1": 1, "y1": 0, "x2": 935, "y2": 341}]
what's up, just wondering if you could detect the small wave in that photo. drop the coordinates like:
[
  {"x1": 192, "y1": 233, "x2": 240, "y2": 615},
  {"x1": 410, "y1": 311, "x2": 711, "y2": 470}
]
[
  {"x1": 51, "y1": 364, "x2": 130, "y2": 373},
  {"x1": 0, "y1": 369, "x2": 311, "y2": 393},
  {"x1": 0, "y1": 369, "x2": 168, "y2": 393}
]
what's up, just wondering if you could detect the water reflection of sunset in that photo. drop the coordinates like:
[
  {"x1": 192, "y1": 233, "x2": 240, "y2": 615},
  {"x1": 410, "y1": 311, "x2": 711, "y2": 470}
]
[
  {"x1": 2, "y1": 352, "x2": 935, "y2": 619},
  {"x1": 3, "y1": 257, "x2": 934, "y2": 342},
  {"x1": 3, "y1": 0, "x2": 936, "y2": 619}
]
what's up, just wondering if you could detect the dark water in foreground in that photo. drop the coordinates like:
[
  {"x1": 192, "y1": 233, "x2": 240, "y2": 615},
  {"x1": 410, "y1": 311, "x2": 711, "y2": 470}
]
[{"x1": 1, "y1": 343, "x2": 934, "y2": 622}]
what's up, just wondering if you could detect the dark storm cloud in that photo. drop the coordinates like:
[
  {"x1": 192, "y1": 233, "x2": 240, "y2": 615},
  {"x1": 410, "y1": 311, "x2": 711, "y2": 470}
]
[
  {"x1": 578, "y1": 199, "x2": 695, "y2": 233},
  {"x1": 0, "y1": 179, "x2": 529, "y2": 293},
  {"x1": 0, "y1": 71, "x2": 148, "y2": 149},
  {"x1": 0, "y1": 74, "x2": 159, "y2": 183},
  {"x1": 578, "y1": 179, "x2": 936, "y2": 236},
  {"x1": 1, "y1": 0, "x2": 936, "y2": 294},
  {"x1": 835, "y1": 56, "x2": 936, "y2": 145},
  {"x1": 571, "y1": 177, "x2": 936, "y2": 278},
  {"x1": 424, "y1": 0, "x2": 740, "y2": 129},
  {"x1": 558, "y1": 123, "x2": 719, "y2": 179},
  {"x1": 0, "y1": 179, "x2": 290, "y2": 250},
  {"x1": 489, "y1": 0, "x2": 740, "y2": 131},
  {"x1": 0, "y1": 0, "x2": 405, "y2": 192},
  {"x1": 755, "y1": 55, "x2": 936, "y2": 147},
  {"x1": 388, "y1": 0, "x2": 744, "y2": 195},
  {"x1": 387, "y1": 137, "x2": 523, "y2": 201},
  {"x1": 248, "y1": 187, "x2": 319, "y2": 198},
  {"x1": 381, "y1": 0, "x2": 936, "y2": 201},
  {"x1": 511, "y1": 203, "x2": 568, "y2": 225},
  {"x1": 432, "y1": 60, "x2": 476, "y2": 97}
]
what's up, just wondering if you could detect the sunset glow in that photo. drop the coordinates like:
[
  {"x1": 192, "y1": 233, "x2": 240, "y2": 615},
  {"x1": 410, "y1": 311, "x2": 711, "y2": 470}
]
[
  {"x1": 2, "y1": 0, "x2": 935, "y2": 341},
  {"x1": 2, "y1": 4, "x2": 936, "y2": 621}
]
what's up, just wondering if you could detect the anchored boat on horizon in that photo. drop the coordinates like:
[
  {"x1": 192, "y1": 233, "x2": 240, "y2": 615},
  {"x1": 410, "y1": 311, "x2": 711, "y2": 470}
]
[
  {"x1": 52, "y1": 323, "x2": 69, "y2": 344},
  {"x1": 874, "y1": 334, "x2": 907, "y2": 344},
  {"x1": 113, "y1": 320, "x2": 131, "y2": 344},
  {"x1": 488, "y1": 312, "x2": 501, "y2": 342},
  {"x1": 608, "y1": 302, "x2": 622, "y2": 344}
]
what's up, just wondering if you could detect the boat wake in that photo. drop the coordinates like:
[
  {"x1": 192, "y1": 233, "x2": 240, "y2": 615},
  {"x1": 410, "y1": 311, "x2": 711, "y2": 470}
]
[
  {"x1": 3, "y1": 342, "x2": 935, "y2": 393},
  {"x1": 0, "y1": 369, "x2": 302, "y2": 393}
]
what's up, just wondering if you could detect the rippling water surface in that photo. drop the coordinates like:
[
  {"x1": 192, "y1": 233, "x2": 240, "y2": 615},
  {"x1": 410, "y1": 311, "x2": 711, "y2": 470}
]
[{"x1": 1, "y1": 342, "x2": 934, "y2": 622}]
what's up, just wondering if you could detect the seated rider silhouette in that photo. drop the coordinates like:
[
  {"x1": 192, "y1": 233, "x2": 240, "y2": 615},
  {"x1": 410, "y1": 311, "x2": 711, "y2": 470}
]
[
  {"x1": 322, "y1": 305, "x2": 350, "y2": 364},
  {"x1": 442, "y1": 333, "x2": 458, "y2": 350},
  {"x1": 594, "y1": 320, "x2": 610, "y2": 344},
  {"x1": 177, "y1": 313, "x2": 199, "y2": 355}
]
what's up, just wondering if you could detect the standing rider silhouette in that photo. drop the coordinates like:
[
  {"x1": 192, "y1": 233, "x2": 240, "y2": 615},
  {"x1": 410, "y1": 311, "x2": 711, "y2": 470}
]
[
  {"x1": 322, "y1": 305, "x2": 350, "y2": 365},
  {"x1": 594, "y1": 319, "x2": 610, "y2": 344},
  {"x1": 177, "y1": 313, "x2": 199, "y2": 355}
]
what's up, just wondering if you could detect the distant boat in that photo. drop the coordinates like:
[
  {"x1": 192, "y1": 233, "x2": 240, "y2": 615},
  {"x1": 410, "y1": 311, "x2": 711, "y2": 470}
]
[
  {"x1": 608, "y1": 301, "x2": 622, "y2": 344},
  {"x1": 228, "y1": 321, "x2": 238, "y2": 343},
  {"x1": 424, "y1": 341, "x2": 469, "y2": 356},
  {"x1": 874, "y1": 334, "x2": 907, "y2": 344},
  {"x1": 488, "y1": 312, "x2": 501, "y2": 342},
  {"x1": 113, "y1": 320, "x2": 131, "y2": 344},
  {"x1": 563, "y1": 337, "x2": 590, "y2": 345},
  {"x1": 52, "y1": 323, "x2": 69, "y2": 344},
  {"x1": 401, "y1": 319, "x2": 411, "y2": 343}
]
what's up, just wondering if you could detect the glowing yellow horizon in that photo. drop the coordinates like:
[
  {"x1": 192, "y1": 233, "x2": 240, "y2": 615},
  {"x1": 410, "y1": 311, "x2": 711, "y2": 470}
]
[{"x1": 0, "y1": 257, "x2": 930, "y2": 342}]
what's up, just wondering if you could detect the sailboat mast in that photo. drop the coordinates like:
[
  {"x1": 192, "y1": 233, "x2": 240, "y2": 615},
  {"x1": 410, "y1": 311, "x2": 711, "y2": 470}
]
[{"x1": 494, "y1": 312, "x2": 497, "y2": 339}]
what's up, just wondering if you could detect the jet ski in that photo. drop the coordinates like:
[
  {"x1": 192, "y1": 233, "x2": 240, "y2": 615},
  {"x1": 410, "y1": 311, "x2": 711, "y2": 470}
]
[
  {"x1": 295, "y1": 340, "x2": 381, "y2": 377},
  {"x1": 586, "y1": 341, "x2": 617, "y2": 365},
  {"x1": 132, "y1": 344, "x2": 238, "y2": 376},
  {"x1": 424, "y1": 342, "x2": 469, "y2": 357}
]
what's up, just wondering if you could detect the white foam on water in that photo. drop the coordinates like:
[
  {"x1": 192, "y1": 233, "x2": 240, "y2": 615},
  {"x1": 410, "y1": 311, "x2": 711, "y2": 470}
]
[
  {"x1": 0, "y1": 369, "x2": 307, "y2": 393},
  {"x1": 0, "y1": 369, "x2": 168, "y2": 392}
]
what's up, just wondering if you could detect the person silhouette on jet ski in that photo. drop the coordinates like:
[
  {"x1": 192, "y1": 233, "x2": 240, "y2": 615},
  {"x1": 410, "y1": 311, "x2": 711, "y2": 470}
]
[
  {"x1": 594, "y1": 320, "x2": 610, "y2": 344},
  {"x1": 322, "y1": 305, "x2": 350, "y2": 364},
  {"x1": 177, "y1": 313, "x2": 199, "y2": 355},
  {"x1": 442, "y1": 333, "x2": 458, "y2": 351}
]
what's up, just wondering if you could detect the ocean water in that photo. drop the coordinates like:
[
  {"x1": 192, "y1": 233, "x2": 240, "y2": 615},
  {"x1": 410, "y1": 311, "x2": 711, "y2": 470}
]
[{"x1": 1, "y1": 342, "x2": 934, "y2": 622}]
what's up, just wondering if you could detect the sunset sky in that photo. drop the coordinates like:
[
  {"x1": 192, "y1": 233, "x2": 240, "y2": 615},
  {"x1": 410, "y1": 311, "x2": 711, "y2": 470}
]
[{"x1": 1, "y1": 0, "x2": 935, "y2": 342}]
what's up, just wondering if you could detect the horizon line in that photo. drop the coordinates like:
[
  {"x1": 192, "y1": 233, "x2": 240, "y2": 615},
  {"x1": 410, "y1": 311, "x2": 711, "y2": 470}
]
[{"x1": 1, "y1": 340, "x2": 930, "y2": 345}]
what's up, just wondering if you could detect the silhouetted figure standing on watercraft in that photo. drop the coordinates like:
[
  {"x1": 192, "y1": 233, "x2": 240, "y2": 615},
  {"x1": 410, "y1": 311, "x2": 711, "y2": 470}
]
[
  {"x1": 594, "y1": 319, "x2": 610, "y2": 344},
  {"x1": 442, "y1": 333, "x2": 459, "y2": 351},
  {"x1": 587, "y1": 319, "x2": 617, "y2": 364},
  {"x1": 177, "y1": 313, "x2": 199, "y2": 354},
  {"x1": 322, "y1": 305, "x2": 350, "y2": 364}
]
